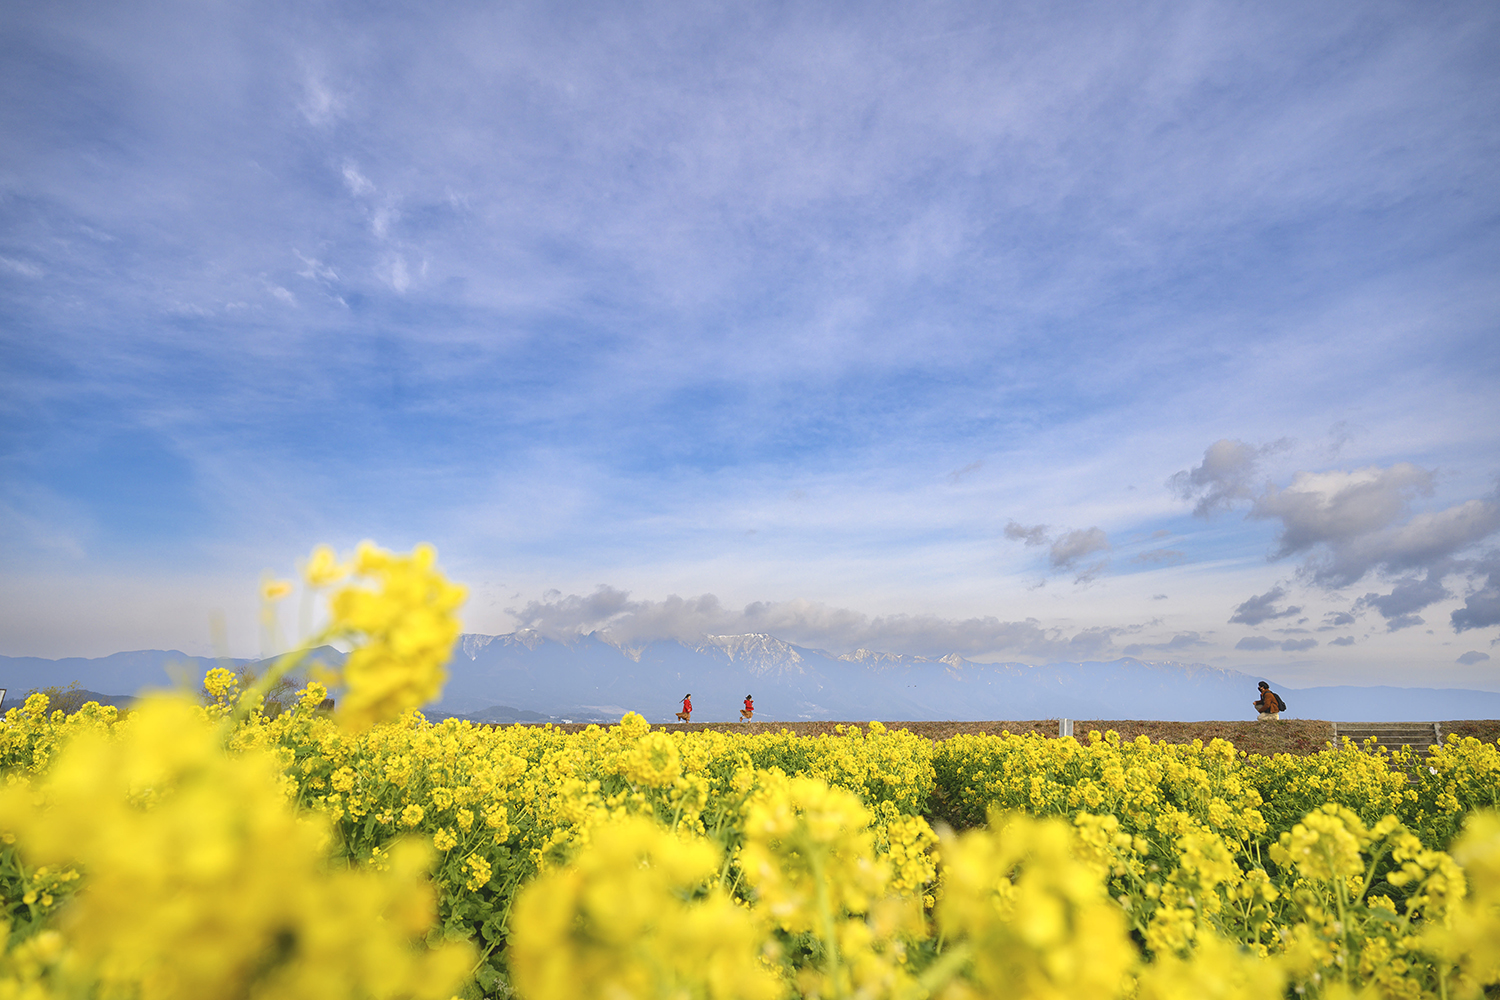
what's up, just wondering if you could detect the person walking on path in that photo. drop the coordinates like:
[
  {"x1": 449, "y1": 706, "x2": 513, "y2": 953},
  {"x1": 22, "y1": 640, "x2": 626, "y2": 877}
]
[
  {"x1": 740, "y1": 694, "x2": 754, "y2": 722},
  {"x1": 676, "y1": 693, "x2": 692, "y2": 723},
  {"x1": 1253, "y1": 681, "x2": 1283, "y2": 720}
]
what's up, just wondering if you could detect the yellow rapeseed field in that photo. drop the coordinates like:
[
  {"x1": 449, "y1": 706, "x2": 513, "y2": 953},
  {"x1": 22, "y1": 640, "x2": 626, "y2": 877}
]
[{"x1": 2, "y1": 544, "x2": 1498, "y2": 999}]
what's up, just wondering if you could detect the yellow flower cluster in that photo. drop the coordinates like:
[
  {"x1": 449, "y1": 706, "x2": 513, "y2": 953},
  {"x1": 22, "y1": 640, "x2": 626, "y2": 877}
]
[
  {"x1": 6, "y1": 545, "x2": 1500, "y2": 999},
  {"x1": 1442, "y1": 812, "x2": 1500, "y2": 986},
  {"x1": 8, "y1": 680, "x2": 1500, "y2": 999},
  {"x1": 509, "y1": 816, "x2": 781, "y2": 1000},
  {"x1": 933, "y1": 808, "x2": 1134, "y2": 999},
  {"x1": 314, "y1": 542, "x2": 468, "y2": 731},
  {"x1": 0, "y1": 696, "x2": 471, "y2": 1000}
]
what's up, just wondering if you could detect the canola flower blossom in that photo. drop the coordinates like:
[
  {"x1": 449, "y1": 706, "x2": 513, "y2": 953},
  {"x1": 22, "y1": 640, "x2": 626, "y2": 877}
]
[
  {"x1": 6, "y1": 685, "x2": 1500, "y2": 999},
  {"x1": 0, "y1": 542, "x2": 473, "y2": 1000},
  {"x1": 313, "y1": 542, "x2": 468, "y2": 731},
  {"x1": 931, "y1": 809, "x2": 1135, "y2": 1000},
  {"x1": 4, "y1": 546, "x2": 1500, "y2": 999},
  {"x1": 0, "y1": 695, "x2": 472, "y2": 1000},
  {"x1": 509, "y1": 816, "x2": 781, "y2": 1000}
]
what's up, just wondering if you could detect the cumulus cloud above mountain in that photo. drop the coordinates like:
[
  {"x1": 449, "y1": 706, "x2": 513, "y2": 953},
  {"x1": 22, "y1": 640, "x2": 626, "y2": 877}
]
[
  {"x1": 1250, "y1": 466, "x2": 1500, "y2": 587},
  {"x1": 1174, "y1": 440, "x2": 1500, "y2": 637},
  {"x1": 507, "y1": 586, "x2": 1126, "y2": 662}
]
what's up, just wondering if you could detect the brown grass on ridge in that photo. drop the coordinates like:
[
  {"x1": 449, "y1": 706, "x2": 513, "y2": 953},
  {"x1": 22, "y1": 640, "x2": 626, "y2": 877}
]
[{"x1": 503, "y1": 718, "x2": 1500, "y2": 757}]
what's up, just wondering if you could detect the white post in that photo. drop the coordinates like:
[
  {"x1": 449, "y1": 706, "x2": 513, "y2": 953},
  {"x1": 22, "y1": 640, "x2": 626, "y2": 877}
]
[{"x1": 1059, "y1": 718, "x2": 1073, "y2": 738}]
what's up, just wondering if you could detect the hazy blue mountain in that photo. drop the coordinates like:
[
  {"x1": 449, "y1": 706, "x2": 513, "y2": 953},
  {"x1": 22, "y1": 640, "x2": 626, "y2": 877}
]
[
  {"x1": 0, "y1": 648, "x2": 342, "y2": 707},
  {"x1": 0, "y1": 650, "x2": 234, "y2": 701},
  {"x1": 0, "y1": 688, "x2": 134, "y2": 713},
  {"x1": 437, "y1": 632, "x2": 1500, "y2": 723},
  {"x1": 5, "y1": 634, "x2": 1499, "y2": 723}
]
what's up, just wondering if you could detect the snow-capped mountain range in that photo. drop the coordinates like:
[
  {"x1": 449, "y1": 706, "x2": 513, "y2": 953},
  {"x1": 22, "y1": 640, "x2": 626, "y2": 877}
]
[
  {"x1": 431, "y1": 631, "x2": 1500, "y2": 723},
  {"x1": 4, "y1": 632, "x2": 1500, "y2": 723}
]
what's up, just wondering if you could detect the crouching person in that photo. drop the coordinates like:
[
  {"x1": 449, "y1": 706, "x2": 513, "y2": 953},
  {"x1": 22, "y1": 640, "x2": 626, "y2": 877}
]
[{"x1": 1253, "y1": 681, "x2": 1284, "y2": 720}]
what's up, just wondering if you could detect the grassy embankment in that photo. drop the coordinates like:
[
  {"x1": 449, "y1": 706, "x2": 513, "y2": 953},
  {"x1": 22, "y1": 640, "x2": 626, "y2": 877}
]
[{"x1": 513, "y1": 718, "x2": 1500, "y2": 756}]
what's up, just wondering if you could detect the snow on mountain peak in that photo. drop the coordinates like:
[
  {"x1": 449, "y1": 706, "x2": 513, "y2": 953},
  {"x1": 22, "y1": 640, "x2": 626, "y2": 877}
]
[
  {"x1": 700, "y1": 634, "x2": 807, "y2": 674},
  {"x1": 459, "y1": 630, "x2": 548, "y2": 658},
  {"x1": 838, "y1": 648, "x2": 910, "y2": 665},
  {"x1": 460, "y1": 634, "x2": 499, "y2": 659}
]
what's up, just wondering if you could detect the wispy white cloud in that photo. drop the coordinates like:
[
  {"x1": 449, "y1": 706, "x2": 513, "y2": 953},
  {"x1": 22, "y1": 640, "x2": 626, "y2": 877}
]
[
  {"x1": 1235, "y1": 635, "x2": 1318, "y2": 653},
  {"x1": 297, "y1": 57, "x2": 346, "y2": 126},
  {"x1": 383, "y1": 255, "x2": 410, "y2": 293},
  {"x1": 1122, "y1": 631, "x2": 1208, "y2": 657},
  {"x1": 0, "y1": 500, "x2": 87, "y2": 561},
  {"x1": 341, "y1": 164, "x2": 375, "y2": 198},
  {"x1": 0, "y1": 257, "x2": 43, "y2": 278}
]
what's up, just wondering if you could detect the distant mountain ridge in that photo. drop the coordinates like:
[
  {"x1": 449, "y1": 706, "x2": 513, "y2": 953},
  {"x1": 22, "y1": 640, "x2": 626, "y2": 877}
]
[
  {"x1": 431, "y1": 631, "x2": 1500, "y2": 724},
  {"x1": 0, "y1": 648, "x2": 340, "y2": 711},
  {"x1": 4, "y1": 633, "x2": 1499, "y2": 724}
]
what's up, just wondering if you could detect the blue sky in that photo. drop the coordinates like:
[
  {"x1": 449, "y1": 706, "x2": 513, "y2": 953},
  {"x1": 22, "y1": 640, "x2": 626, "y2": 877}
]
[{"x1": 2, "y1": 0, "x2": 1498, "y2": 690}]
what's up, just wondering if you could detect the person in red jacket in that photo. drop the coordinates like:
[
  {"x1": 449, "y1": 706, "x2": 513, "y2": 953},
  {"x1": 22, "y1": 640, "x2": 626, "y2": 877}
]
[
  {"x1": 740, "y1": 694, "x2": 754, "y2": 722},
  {"x1": 676, "y1": 693, "x2": 692, "y2": 722}
]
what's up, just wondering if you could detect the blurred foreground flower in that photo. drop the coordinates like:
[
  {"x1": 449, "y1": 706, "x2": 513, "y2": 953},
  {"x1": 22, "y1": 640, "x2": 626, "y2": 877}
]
[
  {"x1": 306, "y1": 542, "x2": 466, "y2": 731},
  {"x1": 933, "y1": 809, "x2": 1136, "y2": 1000},
  {"x1": 261, "y1": 578, "x2": 294, "y2": 602},
  {"x1": 508, "y1": 815, "x2": 781, "y2": 1000},
  {"x1": 0, "y1": 695, "x2": 472, "y2": 1000},
  {"x1": 242, "y1": 541, "x2": 465, "y2": 732}
]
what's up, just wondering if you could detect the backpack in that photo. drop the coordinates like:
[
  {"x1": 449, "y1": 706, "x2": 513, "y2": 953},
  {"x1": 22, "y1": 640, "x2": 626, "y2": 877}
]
[{"x1": 1274, "y1": 691, "x2": 1287, "y2": 712}]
